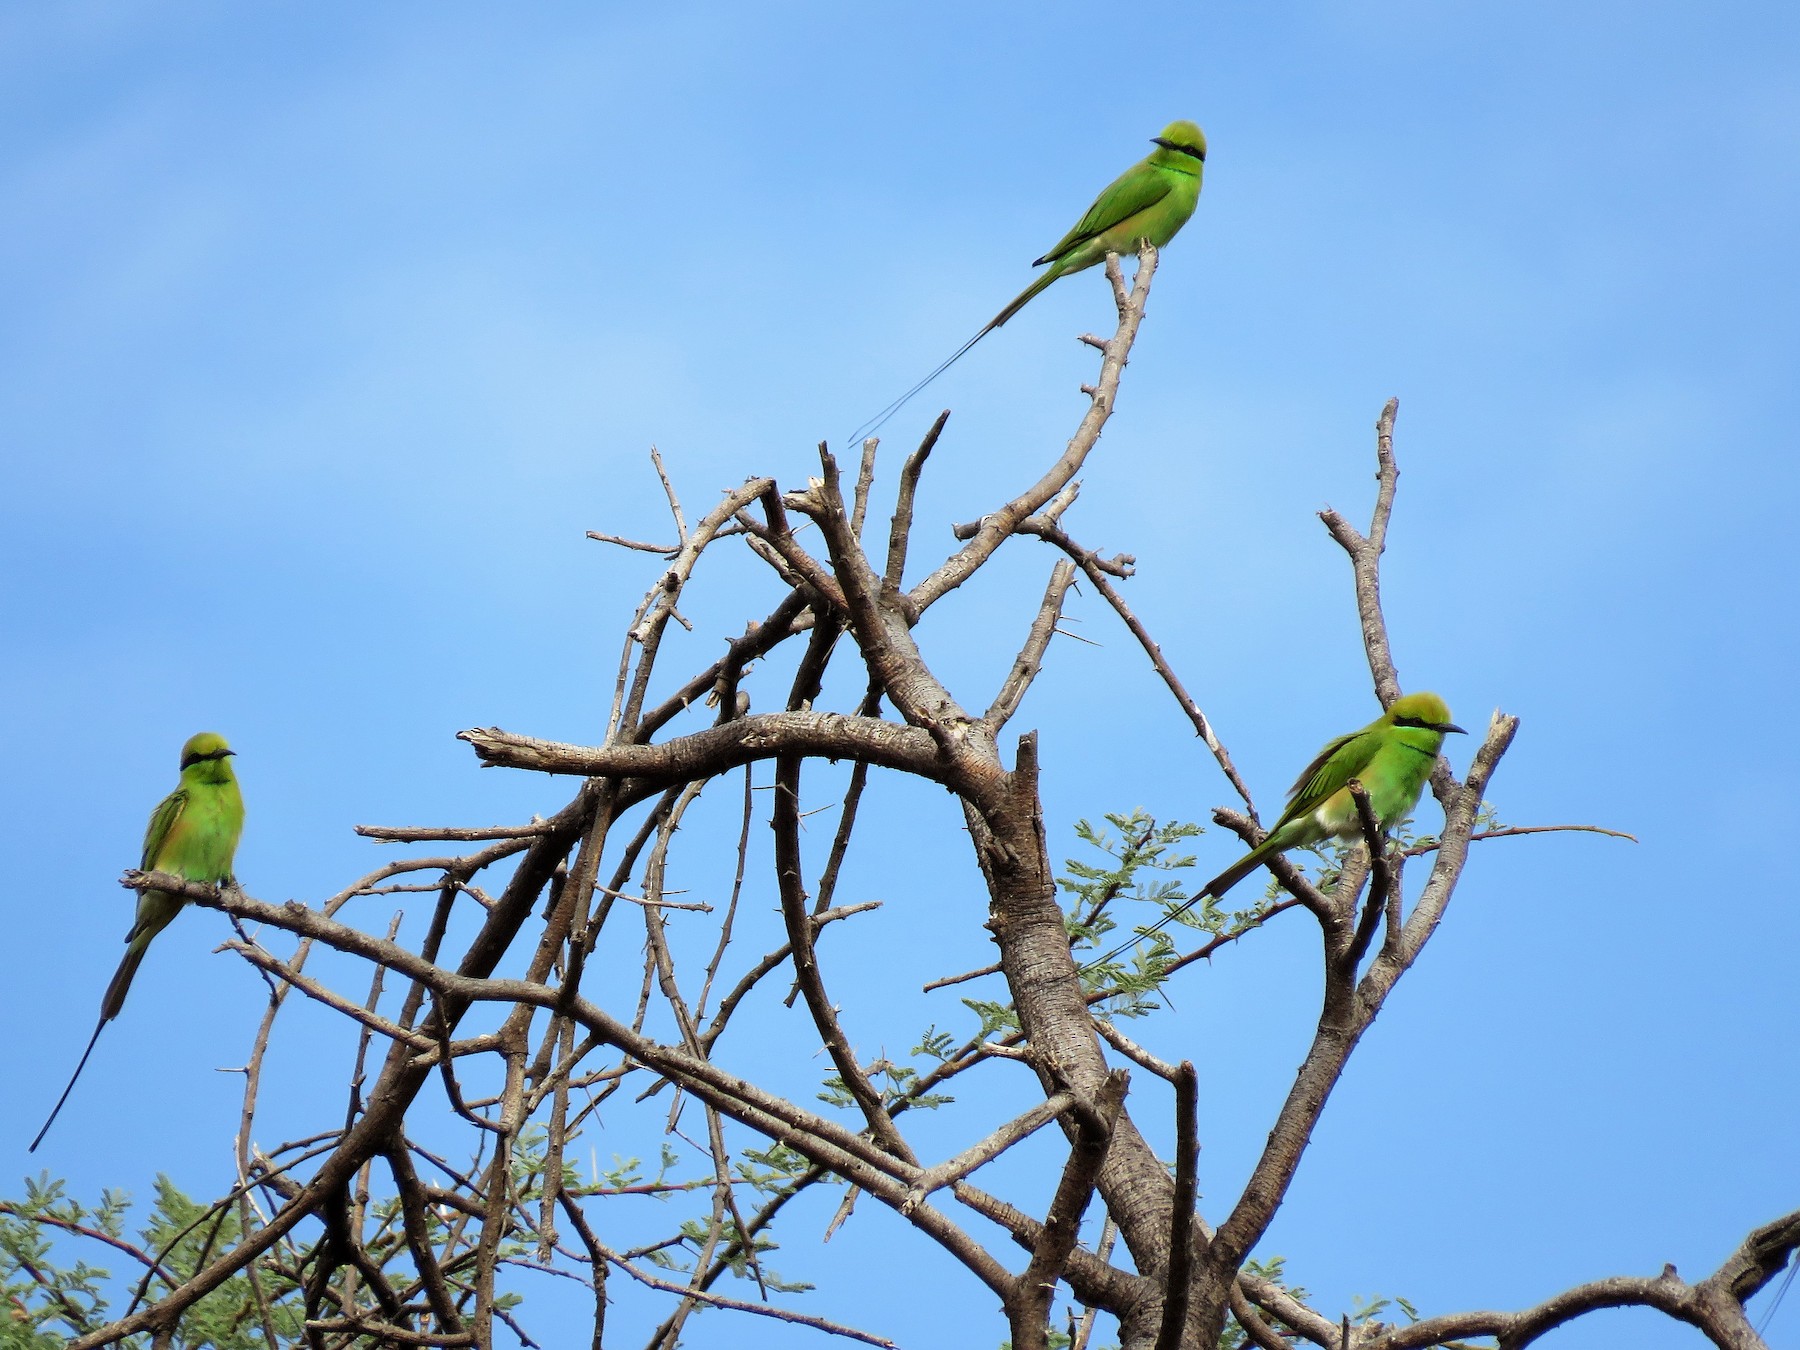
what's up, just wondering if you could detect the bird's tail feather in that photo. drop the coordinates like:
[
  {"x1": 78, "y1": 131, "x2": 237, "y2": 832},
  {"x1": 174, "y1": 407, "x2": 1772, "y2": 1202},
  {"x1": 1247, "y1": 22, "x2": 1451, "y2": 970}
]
[
  {"x1": 99, "y1": 941, "x2": 148, "y2": 1023},
  {"x1": 1077, "y1": 839, "x2": 1277, "y2": 975},
  {"x1": 846, "y1": 324, "x2": 993, "y2": 447},
  {"x1": 1196, "y1": 848, "x2": 1275, "y2": 905},
  {"x1": 30, "y1": 1018, "x2": 107, "y2": 1153},
  {"x1": 844, "y1": 268, "x2": 1061, "y2": 447},
  {"x1": 985, "y1": 267, "x2": 1060, "y2": 332}
]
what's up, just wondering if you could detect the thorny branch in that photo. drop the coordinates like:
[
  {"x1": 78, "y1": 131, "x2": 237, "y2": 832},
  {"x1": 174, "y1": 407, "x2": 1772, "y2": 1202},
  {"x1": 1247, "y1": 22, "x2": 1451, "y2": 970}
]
[{"x1": 15, "y1": 268, "x2": 1761, "y2": 1350}]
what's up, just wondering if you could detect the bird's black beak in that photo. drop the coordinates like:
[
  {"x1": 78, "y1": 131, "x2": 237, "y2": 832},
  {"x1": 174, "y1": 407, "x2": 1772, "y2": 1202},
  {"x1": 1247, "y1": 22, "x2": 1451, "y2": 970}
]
[
  {"x1": 223, "y1": 748, "x2": 237, "y2": 756},
  {"x1": 1439, "y1": 723, "x2": 1467, "y2": 735},
  {"x1": 1152, "y1": 137, "x2": 1177, "y2": 150}
]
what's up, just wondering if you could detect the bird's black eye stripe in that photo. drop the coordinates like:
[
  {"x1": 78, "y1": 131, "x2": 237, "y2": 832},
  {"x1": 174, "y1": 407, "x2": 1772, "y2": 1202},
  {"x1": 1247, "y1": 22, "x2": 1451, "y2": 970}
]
[
  {"x1": 182, "y1": 748, "x2": 232, "y2": 768},
  {"x1": 1155, "y1": 138, "x2": 1206, "y2": 161},
  {"x1": 1392, "y1": 715, "x2": 1428, "y2": 729}
]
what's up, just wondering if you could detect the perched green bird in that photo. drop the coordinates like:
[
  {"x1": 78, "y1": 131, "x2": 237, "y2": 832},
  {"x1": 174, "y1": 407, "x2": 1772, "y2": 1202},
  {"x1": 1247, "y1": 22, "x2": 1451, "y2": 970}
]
[
  {"x1": 849, "y1": 119, "x2": 1207, "y2": 444},
  {"x1": 1087, "y1": 694, "x2": 1465, "y2": 971},
  {"x1": 30, "y1": 732, "x2": 244, "y2": 1152}
]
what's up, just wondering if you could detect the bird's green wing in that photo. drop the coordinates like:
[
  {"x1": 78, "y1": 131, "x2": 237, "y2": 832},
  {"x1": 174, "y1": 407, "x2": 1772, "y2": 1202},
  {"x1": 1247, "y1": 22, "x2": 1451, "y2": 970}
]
[
  {"x1": 1280, "y1": 730, "x2": 1376, "y2": 821},
  {"x1": 1034, "y1": 164, "x2": 1176, "y2": 266},
  {"x1": 140, "y1": 787, "x2": 188, "y2": 870}
]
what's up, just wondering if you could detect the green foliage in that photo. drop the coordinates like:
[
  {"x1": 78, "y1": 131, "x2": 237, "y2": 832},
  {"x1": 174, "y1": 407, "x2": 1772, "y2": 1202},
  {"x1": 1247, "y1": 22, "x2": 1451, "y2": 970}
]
[
  {"x1": 511, "y1": 1124, "x2": 580, "y2": 1204},
  {"x1": 632, "y1": 1215, "x2": 812, "y2": 1297},
  {"x1": 912, "y1": 1026, "x2": 958, "y2": 1063},
  {"x1": 1348, "y1": 1290, "x2": 1419, "y2": 1326},
  {"x1": 819, "y1": 1052, "x2": 951, "y2": 1116},
  {"x1": 1061, "y1": 810, "x2": 1275, "y2": 1017},
  {"x1": 736, "y1": 1142, "x2": 817, "y2": 1194},
  {"x1": 1, "y1": 1176, "x2": 113, "y2": 1350},
  {"x1": 1216, "y1": 1255, "x2": 1309, "y2": 1350},
  {"x1": 1217, "y1": 1256, "x2": 1420, "y2": 1349},
  {"x1": 961, "y1": 997, "x2": 1021, "y2": 1040},
  {"x1": 580, "y1": 1143, "x2": 680, "y2": 1195},
  {"x1": 1, "y1": 1174, "x2": 304, "y2": 1349}
]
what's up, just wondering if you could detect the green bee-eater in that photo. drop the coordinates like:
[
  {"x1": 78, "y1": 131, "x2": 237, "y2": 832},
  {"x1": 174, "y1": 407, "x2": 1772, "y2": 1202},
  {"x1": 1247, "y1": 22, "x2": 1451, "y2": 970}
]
[
  {"x1": 1089, "y1": 694, "x2": 1466, "y2": 969},
  {"x1": 30, "y1": 732, "x2": 244, "y2": 1152},
  {"x1": 850, "y1": 119, "x2": 1207, "y2": 444}
]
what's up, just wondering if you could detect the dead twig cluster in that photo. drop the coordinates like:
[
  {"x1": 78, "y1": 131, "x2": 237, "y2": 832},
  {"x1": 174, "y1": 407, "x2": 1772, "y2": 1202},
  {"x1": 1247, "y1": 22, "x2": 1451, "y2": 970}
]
[{"x1": 21, "y1": 248, "x2": 1789, "y2": 1350}]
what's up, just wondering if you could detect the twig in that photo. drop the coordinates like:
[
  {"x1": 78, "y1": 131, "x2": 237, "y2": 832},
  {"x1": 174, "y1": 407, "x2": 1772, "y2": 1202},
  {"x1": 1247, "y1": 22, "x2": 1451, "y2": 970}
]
[
  {"x1": 602, "y1": 1242, "x2": 897, "y2": 1346},
  {"x1": 1342, "y1": 780, "x2": 1393, "y2": 970},
  {"x1": 1004, "y1": 1073, "x2": 1128, "y2": 1350},
  {"x1": 695, "y1": 764, "x2": 756, "y2": 1020},
  {"x1": 923, "y1": 961, "x2": 1000, "y2": 992},
  {"x1": 901, "y1": 1091, "x2": 1077, "y2": 1208},
  {"x1": 1093, "y1": 1019, "x2": 1180, "y2": 1083},
  {"x1": 1402, "y1": 822, "x2": 1638, "y2": 855},
  {"x1": 774, "y1": 744, "x2": 915, "y2": 1162},
  {"x1": 1154, "y1": 1061, "x2": 1200, "y2": 1350},
  {"x1": 984, "y1": 559, "x2": 1078, "y2": 730},
  {"x1": 554, "y1": 1193, "x2": 608, "y2": 1350},
  {"x1": 1070, "y1": 1217, "x2": 1118, "y2": 1350},
  {"x1": 343, "y1": 913, "x2": 406, "y2": 1153},
  {"x1": 1029, "y1": 519, "x2": 1255, "y2": 811},
  {"x1": 585, "y1": 531, "x2": 679, "y2": 555},
  {"x1": 0, "y1": 1204, "x2": 180, "y2": 1287},
  {"x1": 384, "y1": 1145, "x2": 466, "y2": 1335},
  {"x1": 1148, "y1": 898, "x2": 1305, "y2": 981},
  {"x1": 1238, "y1": 1270, "x2": 1340, "y2": 1348},
  {"x1": 613, "y1": 476, "x2": 777, "y2": 742},
  {"x1": 700, "y1": 901, "x2": 882, "y2": 1050},
  {"x1": 356, "y1": 822, "x2": 558, "y2": 843},
  {"x1": 222, "y1": 939, "x2": 433, "y2": 1052},
  {"x1": 594, "y1": 883, "x2": 713, "y2": 913},
  {"x1": 813, "y1": 685, "x2": 883, "y2": 914},
  {"x1": 1318, "y1": 398, "x2": 1402, "y2": 707},
  {"x1": 884, "y1": 411, "x2": 949, "y2": 588},
  {"x1": 851, "y1": 437, "x2": 879, "y2": 538},
  {"x1": 649, "y1": 445, "x2": 688, "y2": 544}
]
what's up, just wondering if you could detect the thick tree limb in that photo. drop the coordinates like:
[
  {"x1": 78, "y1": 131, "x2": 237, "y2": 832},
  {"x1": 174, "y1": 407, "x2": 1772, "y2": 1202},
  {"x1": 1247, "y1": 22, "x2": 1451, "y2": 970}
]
[{"x1": 458, "y1": 713, "x2": 948, "y2": 787}]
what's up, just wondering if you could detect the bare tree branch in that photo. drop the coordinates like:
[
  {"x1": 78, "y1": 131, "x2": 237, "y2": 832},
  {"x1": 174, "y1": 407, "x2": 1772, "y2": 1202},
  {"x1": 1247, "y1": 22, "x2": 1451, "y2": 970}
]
[
  {"x1": 459, "y1": 713, "x2": 949, "y2": 786},
  {"x1": 984, "y1": 559, "x2": 1078, "y2": 730},
  {"x1": 1360, "y1": 1209, "x2": 1800, "y2": 1350},
  {"x1": 19, "y1": 277, "x2": 1738, "y2": 1350},
  {"x1": 1154, "y1": 1061, "x2": 1200, "y2": 1350},
  {"x1": 884, "y1": 411, "x2": 948, "y2": 588},
  {"x1": 1318, "y1": 397, "x2": 1402, "y2": 708},
  {"x1": 1005, "y1": 1072, "x2": 1128, "y2": 1350}
]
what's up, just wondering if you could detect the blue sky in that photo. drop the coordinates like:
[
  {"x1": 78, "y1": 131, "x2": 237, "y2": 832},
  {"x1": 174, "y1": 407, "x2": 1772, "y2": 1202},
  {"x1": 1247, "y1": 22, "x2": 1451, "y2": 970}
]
[{"x1": 3, "y1": 3, "x2": 1797, "y2": 1346}]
